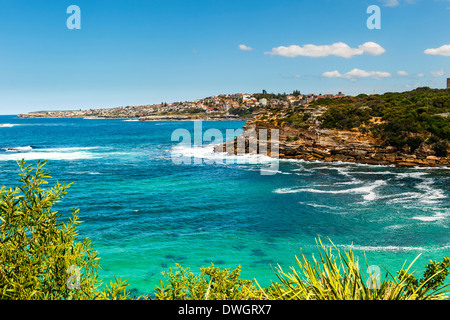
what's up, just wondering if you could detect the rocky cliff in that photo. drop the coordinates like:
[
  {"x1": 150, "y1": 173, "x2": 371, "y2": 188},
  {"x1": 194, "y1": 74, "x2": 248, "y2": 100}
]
[{"x1": 214, "y1": 117, "x2": 450, "y2": 168}]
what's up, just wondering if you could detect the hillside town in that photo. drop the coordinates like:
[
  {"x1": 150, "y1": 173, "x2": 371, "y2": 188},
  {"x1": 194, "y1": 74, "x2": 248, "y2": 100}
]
[{"x1": 17, "y1": 91, "x2": 346, "y2": 119}]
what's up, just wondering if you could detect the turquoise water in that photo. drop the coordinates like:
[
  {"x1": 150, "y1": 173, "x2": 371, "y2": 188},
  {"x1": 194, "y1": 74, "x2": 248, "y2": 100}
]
[{"x1": 0, "y1": 115, "x2": 449, "y2": 295}]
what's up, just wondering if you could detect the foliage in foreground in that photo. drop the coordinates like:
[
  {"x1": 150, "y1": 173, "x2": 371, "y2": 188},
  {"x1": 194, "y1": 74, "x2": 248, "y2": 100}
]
[
  {"x1": 1, "y1": 161, "x2": 449, "y2": 300},
  {"x1": 0, "y1": 160, "x2": 129, "y2": 300},
  {"x1": 154, "y1": 239, "x2": 450, "y2": 300}
]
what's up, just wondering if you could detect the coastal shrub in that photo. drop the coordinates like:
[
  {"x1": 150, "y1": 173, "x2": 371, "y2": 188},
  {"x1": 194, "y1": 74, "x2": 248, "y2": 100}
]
[
  {"x1": 260, "y1": 238, "x2": 450, "y2": 300},
  {"x1": 432, "y1": 141, "x2": 448, "y2": 157},
  {"x1": 406, "y1": 136, "x2": 424, "y2": 152},
  {"x1": 319, "y1": 105, "x2": 371, "y2": 130},
  {"x1": 0, "y1": 160, "x2": 130, "y2": 300},
  {"x1": 154, "y1": 264, "x2": 264, "y2": 300},
  {"x1": 156, "y1": 238, "x2": 450, "y2": 300},
  {"x1": 281, "y1": 112, "x2": 308, "y2": 128},
  {"x1": 426, "y1": 135, "x2": 440, "y2": 145},
  {"x1": 398, "y1": 257, "x2": 450, "y2": 296},
  {"x1": 311, "y1": 88, "x2": 450, "y2": 149}
]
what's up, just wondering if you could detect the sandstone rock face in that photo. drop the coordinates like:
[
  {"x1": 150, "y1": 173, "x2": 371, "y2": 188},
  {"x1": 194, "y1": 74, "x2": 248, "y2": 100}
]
[{"x1": 214, "y1": 120, "x2": 450, "y2": 168}]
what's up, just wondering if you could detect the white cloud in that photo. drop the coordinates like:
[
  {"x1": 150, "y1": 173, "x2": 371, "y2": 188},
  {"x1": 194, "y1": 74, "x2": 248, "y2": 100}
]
[
  {"x1": 322, "y1": 68, "x2": 392, "y2": 81},
  {"x1": 397, "y1": 70, "x2": 409, "y2": 76},
  {"x1": 380, "y1": 0, "x2": 415, "y2": 7},
  {"x1": 322, "y1": 71, "x2": 342, "y2": 78},
  {"x1": 430, "y1": 68, "x2": 445, "y2": 77},
  {"x1": 424, "y1": 44, "x2": 450, "y2": 56},
  {"x1": 239, "y1": 44, "x2": 253, "y2": 51},
  {"x1": 417, "y1": 73, "x2": 425, "y2": 77},
  {"x1": 265, "y1": 42, "x2": 385, "y2": 58},
  {"x1": 381, "y1": 0, "x2": 400, "y2": 7}
]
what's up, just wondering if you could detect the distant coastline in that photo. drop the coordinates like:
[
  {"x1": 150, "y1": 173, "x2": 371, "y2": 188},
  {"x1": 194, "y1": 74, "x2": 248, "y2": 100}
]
[
  {"x1": 16, "y1": 92, "x2": 340, "y2": 121},
  {"x1": 16, "y1": 88, "x2": 449, "y2": 168},
  {"x1": 16, "y1": 113, "x2": 249, "y2": 121}
]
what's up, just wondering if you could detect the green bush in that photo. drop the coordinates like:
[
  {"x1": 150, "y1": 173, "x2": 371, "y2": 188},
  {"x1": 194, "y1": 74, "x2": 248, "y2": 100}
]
[
  {"x1": 266, "y1": 238, "x2": 450, "y2": 300},
  {"x1": 154, "y1": 263, "x2": 264, "y2": 300},
  {"x1": 406, "y1": 137, "x2": 424, "y2": 152},
  {"x1": 320, "y1": 105, "x2": 371, "y2": 130},
  {"x1": 432, "y1": 141, "x2": 448, "y2": 157},
  {"x1": 311, "y1": 88, "x2": 450, "y2": 150},
  {"x1": 155, "y1": 238, "x2": 450, "y2": 300},
  {"x1": 0, "y1": 160, "x2": 129, "y2": 300}
]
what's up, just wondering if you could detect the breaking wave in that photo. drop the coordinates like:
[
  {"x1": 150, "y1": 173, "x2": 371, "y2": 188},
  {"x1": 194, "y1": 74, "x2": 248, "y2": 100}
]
[
  {"x1": 0, "y1": 146, "x2": 104, "y2": 161},
  {"x1": 274, "y1": 180, "x2": 387, "y2": 202}
]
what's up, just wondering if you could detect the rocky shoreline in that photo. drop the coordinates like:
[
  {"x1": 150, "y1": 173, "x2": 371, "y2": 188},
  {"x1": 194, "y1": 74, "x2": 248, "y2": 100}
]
[
  {"x1": 214, "y1": 119, "x2": 450, "y2": 168},
  {"x1": 17, "y1": 113, "x2": 247, "y2": 121},
  {"x1": 138, "y1": 115, "x2": 246, "y2": 121}
]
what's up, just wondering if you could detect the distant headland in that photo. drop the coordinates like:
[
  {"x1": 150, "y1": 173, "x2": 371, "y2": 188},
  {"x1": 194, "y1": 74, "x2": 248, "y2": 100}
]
[
  {"x1": 17, "y1": 87, "x2": 450, "y2": 167},
  {"x1": 17, "y1": 91, "x2": 343, "y2": 120},
  {"x1": 214, "y1": 87, "x2": 450, "y2": 168}
]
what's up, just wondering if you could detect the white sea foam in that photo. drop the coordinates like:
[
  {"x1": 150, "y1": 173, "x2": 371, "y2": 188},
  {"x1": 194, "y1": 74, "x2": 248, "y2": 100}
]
[
  {"x1": 338, "y1": 242, "x2": 450, "y2": 252},
  {"x1": 384, "y1": 224, "x2": 407, "y2": 230},
  {"x1": 291, "y1": 167, "x2": 311, "y2": 172},
  {"x1": 412, "y1": 209, "x2": 448, "y2": 222},
  {"x1": 346, "y1": 245, "x2": 426, "y2": 252},
  {"x1": 274, "y1": 180, "x2": 387, "y2": 202},
  {"x1": 69, "y1": 171, "x2": 102, "y2": 175},
  {"x1": 415, "y1": 179, "x2": 446, "y2": 204},
  {"x1": 0, "y1": 123, "x2": 15, "y2": 127},
  {"x1": 39, "y1": 147, "x2": 104, "y2": 152},
  {"x1": 335, "y1": 178, "x2": 364, "y2": 185},
  {"x1": 412, "y1": 214, "x2": 446, "y2": 222},
  {"x1": 383, "y1": 192, "x2": 421, "y2": 204},
  {"x1": 4, "y1": 146, "x2": 33, "y2": 152},
  {"x1": 311, "y1": 166, "x2": 350, "y2": 176},
  {"x1": 299, "y1": 202, "x2": 340, "y2": 211},
  {"x1": 171, "y1": 144, "x2": 276, "y2": 165},
  {"x1": 0, "y1": 152, "x2": 100, "y2": 161},
  {"x1": 351, "y1": 171, "x2": 397, "y2": 175},
  {"x1": 123, "y1": 119, "x2": 139, "y2": 122},
  {"x1": 0, "y1": 146, "x2": 103, "y2": 161},
  {"x1": 409, "y1": 166, "x2": 450, "y2": 170},
  {"x1": 396, "y1": 172, "x2": 429, "y2": 179}
]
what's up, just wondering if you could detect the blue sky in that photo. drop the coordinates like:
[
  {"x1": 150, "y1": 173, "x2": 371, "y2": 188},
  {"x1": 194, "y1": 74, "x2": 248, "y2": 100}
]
[{"x1": 0, "y1": 0, "x2": 449, "y2": 114}]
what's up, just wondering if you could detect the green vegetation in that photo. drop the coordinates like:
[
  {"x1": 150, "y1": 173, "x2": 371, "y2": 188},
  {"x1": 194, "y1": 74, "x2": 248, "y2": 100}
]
[
  {"x1": 313, "y1": 88, "x2": 450, "y2": 152},
  {"x1": 0, "y1": 160, "x2": 129, "y2": 300},
  {"x1": 154, "y1": 264, "x2": 264, "y2": 300},
  {"x1": 320, "y1": 104, "x2": 372, "y2": 130},
  {"x1": 1, "y1": 161, "x2": 449, "y2": 300},
  {"x1": 254, "y1": 89, "x2": 301, "y2": 102},
  {"x1": 229, "y1": 106, "x2": 256, "y2": 117},
  {"x1": 155, "y1": 238, "x2": 450, "y2": 300},
  {"x1": 278, "y1": 107, "x2": 311, "y2": 128},
  {"x1": 268, "y1": 239, "x2": 450, "y2": 300}
]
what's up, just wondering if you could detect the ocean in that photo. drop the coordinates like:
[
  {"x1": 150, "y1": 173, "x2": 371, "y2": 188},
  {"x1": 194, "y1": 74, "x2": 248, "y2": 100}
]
[{"x1": 0, "y1": 115, "x2": 449, "y2": 295}]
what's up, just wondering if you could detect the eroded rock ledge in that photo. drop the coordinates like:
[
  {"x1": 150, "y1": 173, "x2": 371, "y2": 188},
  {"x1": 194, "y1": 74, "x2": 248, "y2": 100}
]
[{"x1": 214, "y1": 119, "x2": 450, "y2": 168}]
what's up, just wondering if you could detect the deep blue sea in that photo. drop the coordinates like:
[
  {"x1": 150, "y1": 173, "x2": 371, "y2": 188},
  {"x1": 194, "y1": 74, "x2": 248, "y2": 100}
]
[{"x1": 0, "y1": 115, "x2": 449, "y2": 295}]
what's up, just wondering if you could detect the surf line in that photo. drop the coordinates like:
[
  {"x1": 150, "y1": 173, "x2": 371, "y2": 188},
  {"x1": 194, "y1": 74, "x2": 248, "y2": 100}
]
[{"x1": 170, "y1": 120, "x2": 280, "y2": 175}]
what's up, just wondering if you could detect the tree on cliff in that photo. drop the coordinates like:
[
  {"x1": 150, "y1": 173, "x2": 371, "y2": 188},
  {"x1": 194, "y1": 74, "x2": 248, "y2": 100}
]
[{"x1": 315, "y1": 88, "x2": 450, "y2": 153}]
